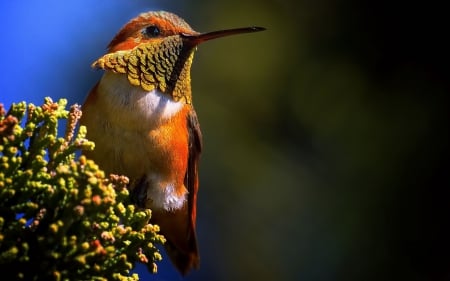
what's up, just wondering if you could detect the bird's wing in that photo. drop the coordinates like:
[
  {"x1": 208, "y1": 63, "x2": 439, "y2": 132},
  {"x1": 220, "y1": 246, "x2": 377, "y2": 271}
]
[{"x1": 186, "y1": 108, "x2": 202, "y2": 230}]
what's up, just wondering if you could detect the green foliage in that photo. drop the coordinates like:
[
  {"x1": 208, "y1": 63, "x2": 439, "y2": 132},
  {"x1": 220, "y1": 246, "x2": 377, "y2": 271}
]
[{"x1": 0, "y1": 98, "x2": 165, "y2": 280}]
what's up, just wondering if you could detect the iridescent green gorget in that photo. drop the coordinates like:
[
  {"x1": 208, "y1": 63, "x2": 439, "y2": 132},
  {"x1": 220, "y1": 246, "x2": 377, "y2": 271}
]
[{"x1": 92, "y1": 36, "x2": 195, "y2": 105}]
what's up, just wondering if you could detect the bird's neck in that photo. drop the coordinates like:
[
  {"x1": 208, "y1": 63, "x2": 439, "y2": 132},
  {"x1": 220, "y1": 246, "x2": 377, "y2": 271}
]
[
  {"x1": 92, "y1": 41, "x2": 196, "y2": 105},
  {"x1": 166, "y1": 46, "x2": 195, "y2": 104},
  {"x1": 96, "y1": 71, "x2": 186, "y2": 129}
]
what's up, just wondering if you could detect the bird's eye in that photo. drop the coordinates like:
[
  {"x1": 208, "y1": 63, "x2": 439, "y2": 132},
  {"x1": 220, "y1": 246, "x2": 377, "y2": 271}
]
[{"x1": 143, "y1": 25, "x2": 161, "y2": 37}]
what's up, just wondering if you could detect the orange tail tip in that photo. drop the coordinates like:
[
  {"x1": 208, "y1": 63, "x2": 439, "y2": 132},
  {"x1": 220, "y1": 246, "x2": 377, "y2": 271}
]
[
  {"x1": 152, "y1": 208, "x2": 199, "y2": 275},
  {"x1": 165, "y1": 237, "x2": 200, "y2": 276}
]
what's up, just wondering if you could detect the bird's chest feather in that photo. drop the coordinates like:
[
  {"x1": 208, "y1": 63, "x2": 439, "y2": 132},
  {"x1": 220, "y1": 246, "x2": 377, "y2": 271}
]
[
  {"x1": 87, "y1": 72, "x2": 187, "y2": 177},
  {"x1": 99, "y1": 72, "x2": 184, "y2": 129},
  {"x1": 82, "y1": 72, "x2": 190, "y2": 211}
]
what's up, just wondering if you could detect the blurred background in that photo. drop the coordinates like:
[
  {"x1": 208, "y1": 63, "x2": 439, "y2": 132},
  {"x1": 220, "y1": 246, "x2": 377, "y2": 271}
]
[{"x1": 1, "y1": 0, "x2": 448, "y2": 280}]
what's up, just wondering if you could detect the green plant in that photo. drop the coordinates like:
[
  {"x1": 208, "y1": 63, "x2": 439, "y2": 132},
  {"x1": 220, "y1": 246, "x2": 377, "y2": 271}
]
[{"x1": 0, "y1": 98, "x2": 165, "y2": 280}]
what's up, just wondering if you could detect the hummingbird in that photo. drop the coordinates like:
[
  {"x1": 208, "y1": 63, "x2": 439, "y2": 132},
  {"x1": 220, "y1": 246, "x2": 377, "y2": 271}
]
[{"x1": 80, "y1": 10, "x2": 264, "y2": 275}]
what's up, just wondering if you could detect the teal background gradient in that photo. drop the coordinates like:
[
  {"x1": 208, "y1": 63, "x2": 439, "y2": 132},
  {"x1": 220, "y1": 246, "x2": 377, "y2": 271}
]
[{"x1": 1, "y1": 1, "x2": 448, "y2": 280}]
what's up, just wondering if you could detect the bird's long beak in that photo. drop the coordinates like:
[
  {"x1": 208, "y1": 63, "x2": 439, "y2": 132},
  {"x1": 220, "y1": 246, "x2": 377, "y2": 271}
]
[{"x1": 182, "y1": 26, "x2": 265, "y2": 45}]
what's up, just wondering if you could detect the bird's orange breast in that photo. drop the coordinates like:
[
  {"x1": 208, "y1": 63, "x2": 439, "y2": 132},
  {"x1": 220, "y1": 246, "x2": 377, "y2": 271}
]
[{"x1": 81, "y1": 72, "x2": 191, "y2": 209}]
